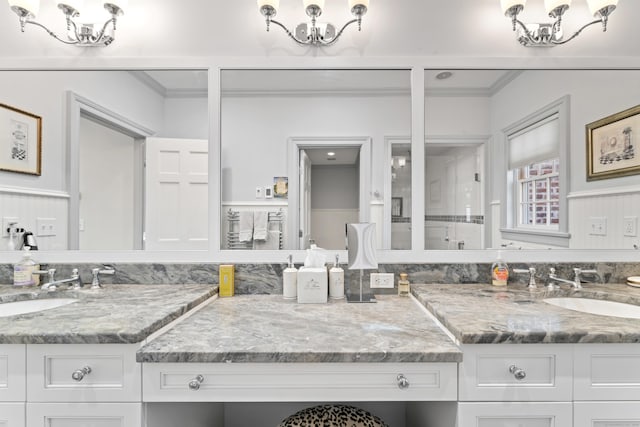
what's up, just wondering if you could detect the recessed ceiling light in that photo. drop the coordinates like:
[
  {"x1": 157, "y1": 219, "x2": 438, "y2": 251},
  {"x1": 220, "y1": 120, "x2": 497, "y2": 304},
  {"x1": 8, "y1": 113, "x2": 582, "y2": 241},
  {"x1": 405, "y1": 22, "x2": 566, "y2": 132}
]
[
  {"x1": 327, "y1": 151, "x2": 336, "y2": 156},
  {"x1": 436, "y1": 71, "x2": 453, "y2": 80}
]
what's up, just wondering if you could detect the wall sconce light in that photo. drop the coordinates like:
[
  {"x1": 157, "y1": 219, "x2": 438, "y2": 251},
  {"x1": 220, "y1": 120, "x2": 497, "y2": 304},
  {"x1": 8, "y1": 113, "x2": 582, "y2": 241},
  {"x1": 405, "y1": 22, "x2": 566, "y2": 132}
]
[
  {"x1": 500, "y1": 0, "x2": 618, "y2": 46},
  {"x1": 7, "y1": 0, "x2": 127, "y2": 46},
  {"x1": 257, "y1": 0, "x2": 369, "y2": 46}
]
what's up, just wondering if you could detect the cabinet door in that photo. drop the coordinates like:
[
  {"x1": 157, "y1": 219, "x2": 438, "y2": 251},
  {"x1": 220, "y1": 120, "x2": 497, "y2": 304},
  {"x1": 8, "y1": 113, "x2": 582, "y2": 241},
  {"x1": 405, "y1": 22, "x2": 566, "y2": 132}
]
[
  {"x1": 0, "y1": 403, "x2": 25, "y2": 427},
  {"x1": 0, "y1": 345, "x2": 26, "y2": 402},
  {"x1": 574, "y1": 402, "x2": 640, "y2": 426},
  {"x1": 26, "y1": 403, "x2": 141, "y2": 427},
  {"x1": 458, "y1": 402, "x2": 572, "y2": 427},
  {"x1": 26, "y1": 344, "x2": 140, "y2": 402},
  {"x1": 574, "y1": 343, "x2": 640, "y2": 401}
]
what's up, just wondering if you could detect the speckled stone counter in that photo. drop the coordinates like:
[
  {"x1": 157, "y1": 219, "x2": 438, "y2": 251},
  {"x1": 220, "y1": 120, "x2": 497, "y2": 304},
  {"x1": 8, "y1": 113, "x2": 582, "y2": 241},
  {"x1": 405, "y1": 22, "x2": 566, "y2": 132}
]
[
  {"x1": 137, "y1": 294, "x2": 462, "y2": 363},
  {"x1": 0, "y1": 284, "x2": 216, "y2": 344},
  {"x1": 412, "y1": 283, "x2": 640, "y2": 344}
]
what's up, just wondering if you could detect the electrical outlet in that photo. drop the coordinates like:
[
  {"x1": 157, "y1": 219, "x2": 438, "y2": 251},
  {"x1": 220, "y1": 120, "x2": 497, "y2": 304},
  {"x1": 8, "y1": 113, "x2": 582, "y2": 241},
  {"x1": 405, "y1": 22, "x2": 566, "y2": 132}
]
[
  {"x1": 370, "y1": 273, "x2": 394, "y2": 289},
  {"x1": 36, "y1": 217, "x2": 57, "y2": 237},
  {"x1": 589, "y1": 217, "x2": 607, "y2": 236},
  {"x1": 2, "y1": 217, "x2": 19, "y2": 237},
  {"x1": 255, "y1": 186, "x2": 263, "y2": 199},
  {"x1": 624, "y1": 216, "x2": 638, "y2": 237}
]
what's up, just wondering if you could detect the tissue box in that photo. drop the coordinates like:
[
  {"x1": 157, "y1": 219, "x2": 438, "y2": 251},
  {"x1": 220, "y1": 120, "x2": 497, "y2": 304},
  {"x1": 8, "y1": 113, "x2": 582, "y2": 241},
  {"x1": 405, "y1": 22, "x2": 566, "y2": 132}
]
[{"x1": 297, "y1": 267, "x2": 328, "y2": 304}]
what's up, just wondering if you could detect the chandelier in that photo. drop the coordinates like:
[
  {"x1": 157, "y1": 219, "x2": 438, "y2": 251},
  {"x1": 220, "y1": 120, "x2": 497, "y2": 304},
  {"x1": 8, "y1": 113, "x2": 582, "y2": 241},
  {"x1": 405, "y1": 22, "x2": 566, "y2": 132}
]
[
  {"x1": 500, "y1": 0, "x2": 618, "y2": 46},
  {"x1": 7, "y1": 0, "x2": 127, "y2": 46},
  {"x1": 257, "y1": 0, "x2": 369, "y2": 46}
]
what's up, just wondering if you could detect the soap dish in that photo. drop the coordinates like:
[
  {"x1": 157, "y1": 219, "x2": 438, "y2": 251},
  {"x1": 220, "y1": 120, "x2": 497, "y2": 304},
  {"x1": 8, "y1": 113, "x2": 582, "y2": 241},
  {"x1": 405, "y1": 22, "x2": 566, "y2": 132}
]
[{"x1": 627, "y1": 276, "x2": 640, "y2": 288}]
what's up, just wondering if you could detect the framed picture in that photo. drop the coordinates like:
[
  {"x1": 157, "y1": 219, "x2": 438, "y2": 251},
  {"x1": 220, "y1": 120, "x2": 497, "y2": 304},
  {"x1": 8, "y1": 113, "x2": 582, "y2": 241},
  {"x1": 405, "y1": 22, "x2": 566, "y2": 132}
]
[
  {"x1": 391, "y1": 197, "x2": 402, "y2": 217},
  {"x1": 586, "y1": 104, "x2": 639, "y2": 181},
  {"x1": 0, "y1": 103, "x2": 42, "y2": 176},
  {"x1": 273, "y1": 176, "x2": 288, "y2": 198}
]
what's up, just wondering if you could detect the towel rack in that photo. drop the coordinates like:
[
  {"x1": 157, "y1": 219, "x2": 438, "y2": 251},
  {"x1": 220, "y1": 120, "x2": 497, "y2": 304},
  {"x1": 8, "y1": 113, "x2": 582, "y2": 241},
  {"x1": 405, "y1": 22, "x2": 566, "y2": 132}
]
[{"x1": 226, "y1": 209, "x2": 284, "y2": 250}]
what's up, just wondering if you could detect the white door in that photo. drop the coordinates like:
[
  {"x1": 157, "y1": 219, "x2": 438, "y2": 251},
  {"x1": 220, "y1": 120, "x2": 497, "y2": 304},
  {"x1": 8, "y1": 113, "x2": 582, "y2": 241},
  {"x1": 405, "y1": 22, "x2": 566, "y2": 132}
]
[
  {"x1": 145, "y1": 138, "x2": 208, "y2": 250},
  {"x1": 299, "y1": 149, "x2": 312, "y2": 249}
]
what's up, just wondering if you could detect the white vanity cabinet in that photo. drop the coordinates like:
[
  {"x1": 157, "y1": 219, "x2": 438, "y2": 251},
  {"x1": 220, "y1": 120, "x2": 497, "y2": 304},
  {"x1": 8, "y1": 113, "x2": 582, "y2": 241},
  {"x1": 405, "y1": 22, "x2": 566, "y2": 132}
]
[
  {"x1": 24, "y1": 344, "x2": 142, "y2": 427},
  {"x1": 0, "y1": 345, "x2": 26, "y2": 427},
  {"x1": 457, "y1": 344, "x2": 574, "y2": 427}
]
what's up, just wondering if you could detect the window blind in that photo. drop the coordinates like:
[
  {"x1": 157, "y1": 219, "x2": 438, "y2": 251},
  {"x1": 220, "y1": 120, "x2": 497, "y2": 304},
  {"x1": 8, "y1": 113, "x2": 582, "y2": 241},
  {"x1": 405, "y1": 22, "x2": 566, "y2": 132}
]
[{"x1": 508, "y1": 113, "x2": 559, "y2": 169}]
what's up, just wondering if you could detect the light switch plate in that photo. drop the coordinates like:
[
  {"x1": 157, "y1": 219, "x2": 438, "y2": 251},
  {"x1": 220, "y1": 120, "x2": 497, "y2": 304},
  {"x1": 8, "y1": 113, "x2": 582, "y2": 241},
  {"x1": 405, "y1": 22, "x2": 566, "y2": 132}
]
[
  {"x1": 624, "y1": 216, "x2": 637, "y2": 237},
  {"x1": 255, "y1": 186, "x2": 263, "y2": 199},
  {"x1": 36, "y1": 217, "x2": 57, "y2": 237},
  {"x1": 589, "y1": 217, "x2": 607, "y2": 236},
  {"x1": 370, "y1": 273, "x2": 394, "y2": 289},
  {"x1": 2, "y1": 217, "x2": 19, "y2": 237}
]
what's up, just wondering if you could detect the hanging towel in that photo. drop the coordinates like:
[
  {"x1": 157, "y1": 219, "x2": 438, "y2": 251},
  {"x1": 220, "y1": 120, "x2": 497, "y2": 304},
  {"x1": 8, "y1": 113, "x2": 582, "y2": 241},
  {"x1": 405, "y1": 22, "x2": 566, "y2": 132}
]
[
  {"x1": 253, "y1": 230, "x2": 281, "y2": 250},
  {"x1": 253, "y1": 211, "x2": 268, "y2": 241},
  {"x1": 238, "y1": 211, "x2": 254, "y2": 243}
]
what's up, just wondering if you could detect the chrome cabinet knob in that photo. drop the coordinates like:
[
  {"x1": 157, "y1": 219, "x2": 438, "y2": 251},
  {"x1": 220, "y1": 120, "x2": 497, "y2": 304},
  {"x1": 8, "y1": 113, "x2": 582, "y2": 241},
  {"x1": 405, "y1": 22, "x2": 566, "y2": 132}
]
[
  {"x1": 188, "y1": 374, "x2": 205, "y2": 391},
  {"x1": 396, "y1": 373, "x2": 410, "y2": 389},
  {"x1": 72, "y1": 366, "x2": 92, "y2": 382},
  {"x1": 509, "y1": 364, "x2": 526, "y2": 381}
]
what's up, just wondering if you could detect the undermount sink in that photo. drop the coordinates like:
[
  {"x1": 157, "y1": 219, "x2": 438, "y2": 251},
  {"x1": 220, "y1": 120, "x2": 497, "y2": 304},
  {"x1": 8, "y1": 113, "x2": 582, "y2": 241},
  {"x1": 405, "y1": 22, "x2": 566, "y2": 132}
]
[
  {"x1": 544, "y1": 297, "x2": 640, "y2": 319},
  {"x1": 0, "y1": 298, "x2": 78, "y2": 318}
]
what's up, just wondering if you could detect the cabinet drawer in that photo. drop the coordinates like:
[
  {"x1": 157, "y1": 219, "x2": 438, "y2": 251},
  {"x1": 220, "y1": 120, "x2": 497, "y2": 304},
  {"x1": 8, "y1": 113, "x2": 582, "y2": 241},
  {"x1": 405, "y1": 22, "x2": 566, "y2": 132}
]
[
  {"x1": 26, "y1": 403, "x2": 141, "y2": 427},
  {"x1": 143, "y1": 362, "x2": 458, "y2": 402},
  {"x1": 459, "y1": 344, "x2": 572, "y2": 401},
  {"x1": 458, "y1": 402, "x2": 572, "y2": 427},
  {"x1": 26, "y1": 344, "x2": 141, "y2": 402},
  {"x1": 574, "y1": 401, "x2": 640, "y2": 426},
  {"x1": 0, "y1": 402, "x2": 25, "y2": 427},
  {"x1": 0, "y1": 345, "x2": 26, "y2": 402},
  {"x1": 574, "y1": 343, "x2": 640, "y2": 401}
]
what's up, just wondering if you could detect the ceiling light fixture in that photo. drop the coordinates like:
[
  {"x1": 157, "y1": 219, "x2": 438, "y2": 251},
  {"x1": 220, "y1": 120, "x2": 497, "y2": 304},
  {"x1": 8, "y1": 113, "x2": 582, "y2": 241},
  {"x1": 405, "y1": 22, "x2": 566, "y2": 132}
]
[
  {"x1": 7, "y1": 0, "x2": 127, "y2": 46},
  {"x1": 257, "y1": 0, "x2": 369, "y2": 46},
  {"x1": 500, "y1": 0, "x2": 618, "y2": 46}
]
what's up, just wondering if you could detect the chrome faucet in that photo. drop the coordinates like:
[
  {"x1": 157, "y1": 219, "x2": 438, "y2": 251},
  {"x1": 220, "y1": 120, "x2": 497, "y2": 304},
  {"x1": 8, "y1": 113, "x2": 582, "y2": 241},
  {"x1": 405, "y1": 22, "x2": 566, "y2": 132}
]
[
  {"x1": 513, "y1": 267, "x2": 537, "y2": 289},
  {"x1": 547, "y1": 267, "x2": 599, "y2": 290},
  {"x1": 41, "y1": 268, "x2": 82, "y2": 291},
  {"x1": 91, "y1": 265, "x2": 115, "y2": 289}
]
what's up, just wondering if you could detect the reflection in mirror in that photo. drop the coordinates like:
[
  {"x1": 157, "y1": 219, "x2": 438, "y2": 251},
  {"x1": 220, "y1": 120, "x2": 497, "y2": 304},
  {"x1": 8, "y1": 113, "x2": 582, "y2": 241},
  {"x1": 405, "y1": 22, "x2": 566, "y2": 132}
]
[
  {"x1": 425, "y1": 69, "x2": 640, "y2": 250},
  {"x1": 0, "y1": 70, "x2": 208, "y2": 252},
  {"x1": 220, "y1": 69, "x2": 411, "y2": 251},
  {"x1": 389, "y1": 139, "x2": 411, "y2": 249}
]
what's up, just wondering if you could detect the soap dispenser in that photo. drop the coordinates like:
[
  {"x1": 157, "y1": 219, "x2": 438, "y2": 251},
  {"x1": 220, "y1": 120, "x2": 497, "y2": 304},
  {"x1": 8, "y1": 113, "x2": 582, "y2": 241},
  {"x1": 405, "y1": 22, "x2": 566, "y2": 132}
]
[
  {"x1": 13, "y1": 247, "x2": 38, "y2": 287},
  {"x1": 329, "y1": 254, "x2": 345, "y2": 299},
  {"x1": 491, "y1": 250, "x2": 509, "y2": 286},
  {"x1": 283, "y1": 254, "x2": 297, "y2": 299}
]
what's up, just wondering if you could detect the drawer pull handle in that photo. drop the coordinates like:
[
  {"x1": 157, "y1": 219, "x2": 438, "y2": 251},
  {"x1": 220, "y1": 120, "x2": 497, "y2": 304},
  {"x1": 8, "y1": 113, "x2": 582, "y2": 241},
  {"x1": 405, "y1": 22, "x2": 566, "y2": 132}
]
[
  {"x1": 396, "y1": 374, "x2": 410, "y2": 389},
  {"x1": 188, "y1": 375, "x2": 205, "y2": 391},
  {"x1": 509, "y1": 364, "x2": 526, "y2": 381},
  {"x1": 71, "y1": 366, "x2": 92, "y2": 382}
]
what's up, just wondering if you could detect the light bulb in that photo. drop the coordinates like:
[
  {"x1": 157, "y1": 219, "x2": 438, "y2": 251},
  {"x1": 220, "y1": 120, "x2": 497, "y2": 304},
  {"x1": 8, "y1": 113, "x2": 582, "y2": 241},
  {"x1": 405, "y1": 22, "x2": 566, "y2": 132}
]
[
  {"x1": 258, "y1": 0, "x2": 279, "y2": 10},
  {"x1": 544, "y1": 0, "x2": 570, "y2": 14},
  {"x1": 303, "y1": 0, "x2": 325, "y2": 9},
  {"x1": 8, "y1": 0, "x2": 40, "y2": 15},
  {"x1": 586, "y1": 0, "x2": 617, "y2": 15},
  {"x1": 500, "y1": 0, "x2": 526, "y2": 15},
  {"x1": 348, "y1": 0, "x2": 369, "y2": 8},
  {"x1": 57, "y1": 0, "x2": 83, "y2": 13}
]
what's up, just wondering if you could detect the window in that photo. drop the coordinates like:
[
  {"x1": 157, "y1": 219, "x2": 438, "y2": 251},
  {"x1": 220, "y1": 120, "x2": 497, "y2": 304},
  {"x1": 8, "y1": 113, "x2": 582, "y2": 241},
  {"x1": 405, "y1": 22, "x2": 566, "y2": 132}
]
[{"x1": 501, "y1": 96, "x2": 570, "y2": 247}]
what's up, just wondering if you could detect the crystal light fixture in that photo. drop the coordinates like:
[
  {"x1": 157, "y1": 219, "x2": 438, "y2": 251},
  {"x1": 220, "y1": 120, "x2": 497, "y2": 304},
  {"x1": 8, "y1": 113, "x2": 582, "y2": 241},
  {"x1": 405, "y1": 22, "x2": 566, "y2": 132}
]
[
  {"x1": 500, "y1": 0, "x2": 618, "y2": 46},
  {"x1": 7, "y1": 0, "x2": 127, "y2": 46},
  {"x1": 257, "y1": 0, "x2": 369, "y2": 46}
]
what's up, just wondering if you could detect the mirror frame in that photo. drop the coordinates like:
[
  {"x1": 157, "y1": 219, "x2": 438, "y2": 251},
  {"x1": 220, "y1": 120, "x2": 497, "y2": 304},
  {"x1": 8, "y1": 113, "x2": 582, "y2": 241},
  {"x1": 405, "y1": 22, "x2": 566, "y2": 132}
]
[{"x1": 1, "y1": 58, "x2": 639, "y2": 265}]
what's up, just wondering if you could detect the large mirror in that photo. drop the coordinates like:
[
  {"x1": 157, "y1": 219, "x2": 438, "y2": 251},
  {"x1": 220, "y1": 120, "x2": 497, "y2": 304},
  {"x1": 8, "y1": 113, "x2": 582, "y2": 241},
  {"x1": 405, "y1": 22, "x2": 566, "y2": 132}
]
[
  {"x1": 220, "y1": 69, "x2": 412, "y2": 252},
  {"x1": 424, "y1": 69, "x2": 640, "y2": 250},
  {"x1": 0, "y1": 69, "x2": 208, "y2": 252}
]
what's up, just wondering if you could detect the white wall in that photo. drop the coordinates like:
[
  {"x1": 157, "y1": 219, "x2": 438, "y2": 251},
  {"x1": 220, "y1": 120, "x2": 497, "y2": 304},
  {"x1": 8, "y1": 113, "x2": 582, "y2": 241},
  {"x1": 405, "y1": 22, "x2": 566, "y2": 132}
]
[
  {"x1": 221, "y1": 94, "x2": 411, "y2": 202},
  {"x1": 162, "y1": 97, "x2": 209, "y2": 140},
  {"x1": 79, "y1": 117, "x2": 136, "y2": 250}
]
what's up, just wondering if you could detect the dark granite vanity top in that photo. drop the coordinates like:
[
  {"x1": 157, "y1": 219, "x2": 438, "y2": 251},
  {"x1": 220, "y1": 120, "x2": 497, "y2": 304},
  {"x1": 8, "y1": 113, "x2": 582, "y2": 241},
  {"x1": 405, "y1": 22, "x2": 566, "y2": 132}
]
[
  {"x1": 136, "y1": 294, "x2": 463, "y2": 363},
  {"x1": 412, "y1": 283, "x2": 640, "y2": 344},
  {"x1": 0, "y1": 284, "x2": 216, "y2": 344}
]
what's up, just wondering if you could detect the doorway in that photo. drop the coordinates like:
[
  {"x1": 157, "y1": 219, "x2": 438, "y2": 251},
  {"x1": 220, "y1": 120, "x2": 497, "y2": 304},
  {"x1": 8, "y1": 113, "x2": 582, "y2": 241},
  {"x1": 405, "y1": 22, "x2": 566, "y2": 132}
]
[{"x1": 288, "y1": 137, "x2": 371, "y2": 251}]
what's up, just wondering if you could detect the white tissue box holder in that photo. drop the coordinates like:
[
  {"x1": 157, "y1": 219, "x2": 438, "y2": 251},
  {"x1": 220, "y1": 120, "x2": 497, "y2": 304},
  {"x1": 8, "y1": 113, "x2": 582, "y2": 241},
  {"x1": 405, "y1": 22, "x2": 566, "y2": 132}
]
[{"x1": 297, "y1": 267, "x2": 328, "y2": 304}]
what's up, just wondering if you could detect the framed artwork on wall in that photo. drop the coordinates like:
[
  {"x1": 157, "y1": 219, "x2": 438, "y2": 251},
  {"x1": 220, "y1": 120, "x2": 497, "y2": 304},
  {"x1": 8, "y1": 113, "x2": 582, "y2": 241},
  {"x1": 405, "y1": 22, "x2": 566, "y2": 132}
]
[
  {"x1": 273, "y1": 176, "x2": 288, "y2": 198},
  {"x1": 586, "y1": 104, "x2": 639, "y2": 181},
  {"x1": 0, "y1": 102, "x2": 42, "y2": 176}
]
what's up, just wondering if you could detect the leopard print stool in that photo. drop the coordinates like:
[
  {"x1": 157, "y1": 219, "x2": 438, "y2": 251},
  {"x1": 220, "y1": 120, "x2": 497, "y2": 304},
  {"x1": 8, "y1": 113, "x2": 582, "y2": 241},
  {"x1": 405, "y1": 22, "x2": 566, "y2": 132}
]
[{"x1": 277, "y1": 404, "x2": 389, "y2": 427}]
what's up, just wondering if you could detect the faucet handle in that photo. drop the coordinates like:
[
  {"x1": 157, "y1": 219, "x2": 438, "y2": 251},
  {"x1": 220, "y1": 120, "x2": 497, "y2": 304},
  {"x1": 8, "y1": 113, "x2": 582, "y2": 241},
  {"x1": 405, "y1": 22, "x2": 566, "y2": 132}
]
[
  {"x1": 574, "y1": 268, "x2": 600, "y2": 285},
  {"x1": 91, "y1": 266, "x2": 115, "y2": 289},
  {"x1": 513, "y1": 267, "x2": 537, "y2": 288}
]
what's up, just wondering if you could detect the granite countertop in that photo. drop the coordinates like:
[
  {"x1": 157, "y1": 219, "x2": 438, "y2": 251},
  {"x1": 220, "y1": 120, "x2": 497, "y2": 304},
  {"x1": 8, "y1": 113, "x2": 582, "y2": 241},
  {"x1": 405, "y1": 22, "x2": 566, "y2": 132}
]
[
  {"x1": 137, "y1": 294, "x2": 463, "y2": 364},
  {"x1": 0, "y1": 284, "x2": 216, "y2": 344},
  {"x1": 412, "y1": 283, "x2": 640, "y2": 344}
]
